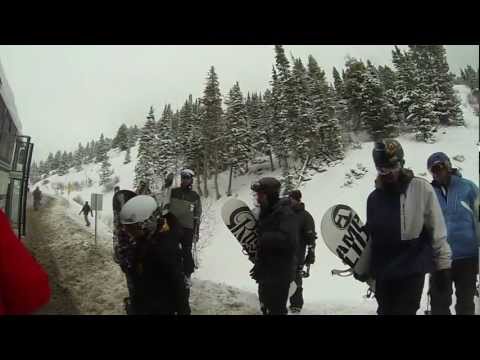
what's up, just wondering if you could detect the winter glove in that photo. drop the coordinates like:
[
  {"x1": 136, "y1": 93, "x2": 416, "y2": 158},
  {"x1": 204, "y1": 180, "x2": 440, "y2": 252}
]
[
  {"x1": 433, "y1": 269, "x2": 452, "y2": 293},
  {"x1": 305, "y1": 247, "x2": 315, "y2": 265}
]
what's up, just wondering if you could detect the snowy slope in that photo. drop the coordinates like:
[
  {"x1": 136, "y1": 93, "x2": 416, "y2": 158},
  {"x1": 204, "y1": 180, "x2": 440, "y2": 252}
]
[{"x1": 33, "y1": 85, "x2": 479, "y2": 314}]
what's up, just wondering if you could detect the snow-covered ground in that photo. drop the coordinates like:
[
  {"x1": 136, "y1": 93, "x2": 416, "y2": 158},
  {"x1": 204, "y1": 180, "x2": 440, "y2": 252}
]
[{"x1": 32, "y1": 85, "x2": 479, "y2": 314}]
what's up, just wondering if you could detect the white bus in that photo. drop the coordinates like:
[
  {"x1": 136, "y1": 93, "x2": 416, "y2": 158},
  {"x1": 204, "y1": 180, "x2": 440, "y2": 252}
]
[{"x1": 0, "y1": 60, "x2": 33, "y2": 237}]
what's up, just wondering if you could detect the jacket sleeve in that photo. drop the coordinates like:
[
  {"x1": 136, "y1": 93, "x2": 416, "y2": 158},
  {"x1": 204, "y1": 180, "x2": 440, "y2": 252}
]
[
  {"x1": 423, "y1": 182, "x2": 452, "y2": 271},
  {"x1": 0, "y1": 211, "x2": 51, "y2": 314},
  {"x1": 193, "y1": 195, "x2": 202, "y2": 223},
  {"x1": 303, "y1": 212, "x2": 317, "y2": 247},
  {"x1": 468, "y1": 181, "x2": 480, "y2": 246}
]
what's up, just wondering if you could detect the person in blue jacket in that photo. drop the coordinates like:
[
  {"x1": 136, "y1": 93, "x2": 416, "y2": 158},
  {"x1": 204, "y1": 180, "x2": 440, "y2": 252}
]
[
  {"x1": 427, "y1": 152, "x2": 480, "y2": 315},
  {"x1": 356, "y1": 139, "x2": 452, "y2": 315}
]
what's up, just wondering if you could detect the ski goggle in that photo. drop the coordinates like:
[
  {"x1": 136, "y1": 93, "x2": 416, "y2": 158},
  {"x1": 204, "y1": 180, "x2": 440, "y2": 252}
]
[{"x1": 376, "y1": 163, "x2": 401, "y2": 176}]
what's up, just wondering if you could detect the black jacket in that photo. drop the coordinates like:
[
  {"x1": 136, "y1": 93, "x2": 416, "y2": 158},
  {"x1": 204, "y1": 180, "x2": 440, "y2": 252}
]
[
  {"x1": 366, "y1": 169, "x2": 451, "y2": 281},
  {"x1": 291, "y1": 202, "x2": 317, "y2": 264},
  {"x1": 129, "y1": 213, "x2": 190, "y2": 314},
  {"x1": 254, "y1": 198, "x2": 298, "y2": 283}
]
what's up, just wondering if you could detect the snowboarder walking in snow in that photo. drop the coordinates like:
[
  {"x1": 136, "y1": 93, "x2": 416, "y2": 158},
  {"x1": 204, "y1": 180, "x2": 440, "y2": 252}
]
[
  {"x1": 136, "y1": 180, "x2": 152, "y2": 195},
  {"x1": 119, "y1": 195, "x2": 190, "y2": 315},
  {"x1": 426, "y1": 152, "x2": 479, "y2": 315},
  {"x1": 33, "y1": 186, "x2": 42, "y2": 211},
  {"x1": 288, "y1": 190, "x2": 317, "y2": 314},
  {"x1": 168, "y1": 168, "x2": 202, "y2": 290},
  {"x1": 357, "y1": 139, "x2": 452, "y2": 315},
  {"x1": 79, "y1": 201, "x2": 93, "y2": 227},
  {"x1": 250, "y1": 177, "x2": 298, "y2": 315}
]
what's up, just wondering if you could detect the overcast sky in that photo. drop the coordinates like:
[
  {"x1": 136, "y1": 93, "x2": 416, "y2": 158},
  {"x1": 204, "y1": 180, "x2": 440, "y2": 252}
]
[{"x1": 0, "y1": 45, "x2": 478, "y2": 163}]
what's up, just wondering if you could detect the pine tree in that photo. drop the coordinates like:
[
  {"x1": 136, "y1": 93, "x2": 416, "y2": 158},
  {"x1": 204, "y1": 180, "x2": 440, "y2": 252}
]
[
  {"x1": 53, "y1": 150, "x2": 62, "y2": 171},
  {"x1": 46, "y1": 152, "x2": 54, "y2": 174},
  {"x1": 74, "y1": 143, "x2": 83, "y2": 172},
  {"x1": 57, "y1": 151, "x2": 69, "y2": 176},
  {"x1": 99, "y1": 158, "x2": 114, "y2": 187},
  {"x1": 124, "y1": 146, "x2": 131, "y2": 164},
  {"x1": 307, "y1": 55, "x2": 343, "y2": 162},
  {"x1": 112, "y1": 123, "x2": 130, "y2": 151},
  {"x1": 95, "y1": 134, "x2": 108, "y2": 163},
  {"x1": 200, "y1": 66, "x2": 224, "y2": 199},
  {"x1": 428, "y1": 45, "x2": 463, "y2": 125},
  {"x1": 153, "y1": 111, "x2": 176, "y2": 190},
  {"x1": 332, "y1": 66, "x2": 344, "y2": 97},
  {"x1": 362, "y1": 63, "x2": 397, "y2": 140},
  {"x1": 343, "y1": 57, "x2": 368, "y2": 131},
  {"x1": 225, "y1": 82, "x2": 250, "y2": 195},
  {"x1": 134, "y1": 108, "x2": 158, "y2": 189}
]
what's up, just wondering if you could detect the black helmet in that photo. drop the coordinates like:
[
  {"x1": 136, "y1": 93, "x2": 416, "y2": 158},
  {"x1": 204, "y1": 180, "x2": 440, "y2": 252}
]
[
  {"x1": 372, "y1": 139, "x2": 405, "y2": 168},
  {"x1": 251, "y1": 177, "x2": 281, "y2": 196}
]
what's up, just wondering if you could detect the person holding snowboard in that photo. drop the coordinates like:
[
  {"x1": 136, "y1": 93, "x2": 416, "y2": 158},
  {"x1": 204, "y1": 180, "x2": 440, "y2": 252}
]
[
  {"x1": 79, "y1": 201, "x2": 93, "y2": 226},
  {"x1": 358, "y1": 139, "x2": 452, "y2": 315},
  {"x1": 426, "y1": 152, "x2": 479, "y2": 315},
  {"x1": 168, "y1": 168, "x2": 202, "y2": 290},
  {"x1": 250, "y1": 177, "x2": 298, "y2": 315},
  {"x1": 33, "y1": 186, "x2": 42, "y2": 211},
  {"x1": 119, "y1": 195, "x2": 190, "y2": 315},
  {"x1": 288, "y1": 190, "x2": 317, "y2": 314}
]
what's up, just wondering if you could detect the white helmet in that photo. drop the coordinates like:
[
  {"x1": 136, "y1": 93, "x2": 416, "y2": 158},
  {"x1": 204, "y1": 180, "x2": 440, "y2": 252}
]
[{"x1": 120, "y1": 195, "x2": 158, "y2": 225}]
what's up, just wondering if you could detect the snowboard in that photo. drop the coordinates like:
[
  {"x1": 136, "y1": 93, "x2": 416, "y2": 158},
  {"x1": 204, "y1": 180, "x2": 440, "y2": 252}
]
[
  {"x1": 221, "y1": 198, "x2": 297, "y2": 298},
  {"x1": 321, "y1": 204, "x2": 375, "y2": 292}
]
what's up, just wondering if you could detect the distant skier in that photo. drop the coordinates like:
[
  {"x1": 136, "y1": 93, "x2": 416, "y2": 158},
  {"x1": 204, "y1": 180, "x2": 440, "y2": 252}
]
[
  {"x1": 119, "y1": 195, "x2": 190, "y2": 315},
  {"x1": 33, "y1": 187, "x2": 42, "y2": 211},
  {"x1": 288, "y1": 190, "x2": 317, "y2": 314},
  {"x1": 427, "y1": 152, "x2": 479, "y2": 315},
  {"x1": 168, "y1": 168, "x2": 202, "y2": 291},
  {"x1": 356, "y1": 139, "x2": 452, "y2": 315},
  {"x1": 250, "y1": 177, "x2": 298, "y2": 315},
  {"x1": 79, "y1": 201, "x2": 93, "y2": 227},
  {"x1": 136, "y1": 180, "x2": 152, "y2": 195}
]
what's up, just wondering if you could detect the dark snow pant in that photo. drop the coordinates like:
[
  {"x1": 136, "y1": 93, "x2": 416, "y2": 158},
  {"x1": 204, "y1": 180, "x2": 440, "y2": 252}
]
[
  {"x1": 84, "y1": 214, "x2": 90, "y2": 226},
  {"x1": 258, "y1": 281, "x2": 290, "y2": 315},
  {"x1": 375, "y1": 273, "x2": 425, "y2": 315},
  {"x1": 430, "y1": 257, "x2": 479, "y2": 315},
  {"x1": 180, "y1": 228, "x2": 195, "y2": 277},
  {"x1": 289, "y1": 266, "x2": 304, "y2": 310}
]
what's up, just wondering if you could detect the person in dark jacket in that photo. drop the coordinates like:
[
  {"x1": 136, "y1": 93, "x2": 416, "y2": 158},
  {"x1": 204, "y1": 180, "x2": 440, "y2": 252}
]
[
  {"x1": 119, "y1": 195, "x2": 190, "y2": 315},
  {"x1": 33, "y1": 186, "x2": 42, "y2": 211},
  {"x1": 288, "y1": 190, "x2": 317, "y2": 313},
  {"x1": 250, "y1": 177, "x2": 298, "y2": 315},
  {"x1": 168, "y1": 169, "x2": 202, "y2": 288},
  {"x1": 79, "y1": 201, "x2": 93, "y2": 226},
  {"x1": 358, "y1": 139, "x2": 452, "y2": 315},
  {"x1": 0, "y1": 209, "x2": 51, "y2": 315},
  {"x1": 136, "y1": 179, "x2": 152, "y2": 195},
  {"x1": 427, "y1": 152, "x2": 479, "y2": 315}
]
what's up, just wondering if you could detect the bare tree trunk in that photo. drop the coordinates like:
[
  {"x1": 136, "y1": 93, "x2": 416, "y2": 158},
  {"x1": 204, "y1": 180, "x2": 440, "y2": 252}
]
[
  {"x1": 214, "y1": 146, "x2": 221, "y2": 200},
  {"x1": 203, "y1": 151, "x2": 209, "y2": 198},
  {"x1": 268, "y1": 150, "x2": 275, "y2": 171},
  {"x1": 227, "y1": 165, "x2": 233, "y2": 197},
  {"x1": 195, "y1": 161, "x2": 203, "y2": 196}
]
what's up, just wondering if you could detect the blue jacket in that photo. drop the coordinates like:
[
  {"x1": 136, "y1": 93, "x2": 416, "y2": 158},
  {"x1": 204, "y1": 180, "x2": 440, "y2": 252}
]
[
  {"x1": 431, "y1": 173, "x2": 480, "y2": 260},
  {"x1": 366, "y1": 170, "x2": 451, "y2": 281}
]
